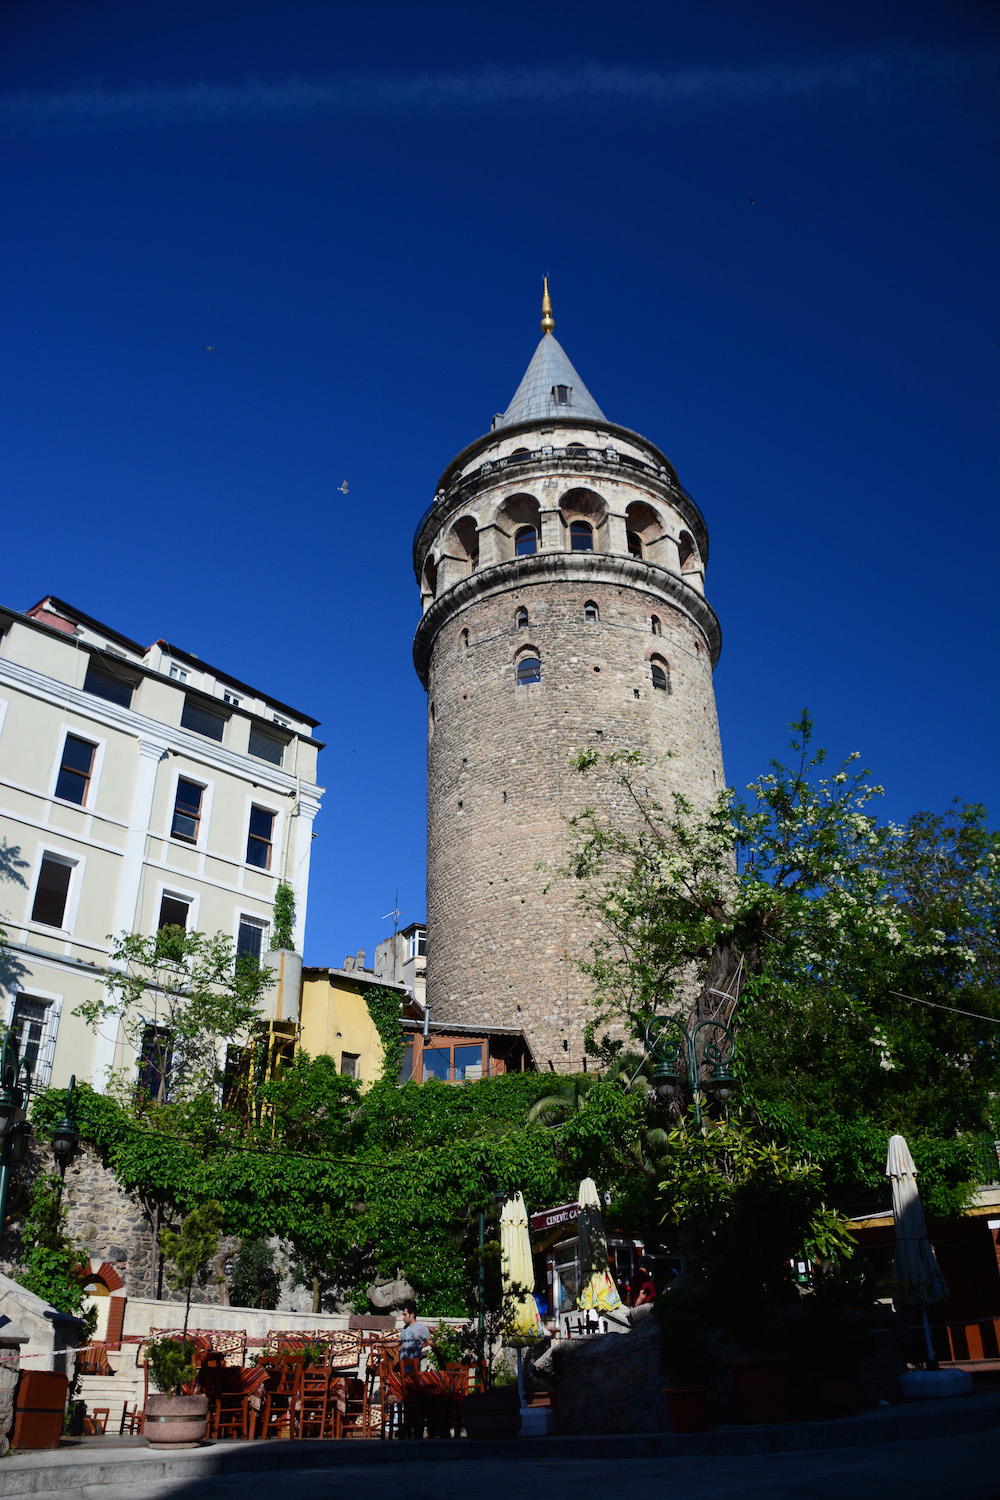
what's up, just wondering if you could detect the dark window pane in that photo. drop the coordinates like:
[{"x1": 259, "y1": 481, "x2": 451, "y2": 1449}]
[
  {"x1": 627, "y1": 531, "x2": 643, "y2": 557},
  {"x1": 55, "y1": 735, "x2": 95, "y2": 804},
  {"x1": 171, "y1": 779, "x2": 202, "y2": 842},
  {"x1": 158, "y1": 894, "x2": 190, "y2": 930},
  {"x1": 454, "y1": 1045, "x2": 483, "y2": 1080},
  {"x1": 237, "y1": 916, "x2": 266, "y2": 961},
  {"x1": 421, "y1": 1046, "x2": 451, "y2": 1082},
  {"x1": 651, "y1": 664, "x2": 668, "y2": 691},
  {"x1": 139, "y1": 1023, "x2": 173, "y2": 1101},
  {"x1": 246, "y1": 807, "x2": 274, "y2": 869},
  {"x1": 249, "y1": 726, "x2": 285, "y2": 765},
  {"x1": 31, "y1": 856, "x2": 72, "y2": 927},
  {"x1": 181, "y1": 699, "x2": 226, "y2": 741},
  {"x1": 340, "y1": 1052, "x2": 360, "y2": 1079},
  {"x1": 83, "y1": 660, "x2": 133, "y2": 709},
  {"x1": 570, "y1": 522, "x2": 594, "y2": 552},
  {"x1": 398, "y1": 1042, "x2": 414, "y2": 1084},
  {"x1": 248, "y1": 806, "x2": 274, "y2": 839},
  {"x1": 11, "y1": 997, "x2": 48, "y2": 1073},
  {"x1": 514, "y1": 527, "x2": 537, "y2": 557},
  {"x1": 517, "y1": 657, "x2": 541, "y2": 686}
]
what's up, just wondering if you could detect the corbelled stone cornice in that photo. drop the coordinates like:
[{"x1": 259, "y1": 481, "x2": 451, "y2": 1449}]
[{"x1": 412, "y1": 549, "x2": 722, "y2": 685}]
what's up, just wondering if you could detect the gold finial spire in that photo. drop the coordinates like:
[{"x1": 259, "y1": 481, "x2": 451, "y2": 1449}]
[{"x1": 540, "y1": 276, "x2": 555, "y2": 334}]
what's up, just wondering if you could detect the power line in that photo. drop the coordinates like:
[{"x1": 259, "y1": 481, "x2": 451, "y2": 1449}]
[{"x1": 889, "y1": 990, "x2": 1000, "y2": 1027}]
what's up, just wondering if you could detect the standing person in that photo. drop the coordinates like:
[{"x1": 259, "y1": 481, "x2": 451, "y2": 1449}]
[
  {"x1": 399, "y1": 1299, "x2": 431, "y2": 1364},
  {"x1": 631, "y1": 1261, "x2": 657, "y2": 1308}
]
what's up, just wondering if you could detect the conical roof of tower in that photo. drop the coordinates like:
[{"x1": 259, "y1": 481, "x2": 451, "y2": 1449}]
[{"x1": 494, "y1": 331, "x2": 607, "y2": 430}]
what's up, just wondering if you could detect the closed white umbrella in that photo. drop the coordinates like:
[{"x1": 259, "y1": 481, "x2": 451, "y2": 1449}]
[
  {"x1": 499, "y1": 1192, "x2": 544, "y2": 1347},
  {"x1": 886, "y1": 1134, "x2": 948, "y2": 1366},
  {"x1": 577, "y1": 1177, "x2": 624, "y2": 1317}
]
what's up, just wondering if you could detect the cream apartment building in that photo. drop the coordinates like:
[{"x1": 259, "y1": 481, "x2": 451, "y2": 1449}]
[{"x1": 0, "y1": 596, "x2": 324, "y2": 1092}]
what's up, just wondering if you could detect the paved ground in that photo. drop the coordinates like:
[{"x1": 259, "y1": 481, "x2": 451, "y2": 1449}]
[{"x1": 16, "y1": 1432, "x2": 1000, "y2": 1500}]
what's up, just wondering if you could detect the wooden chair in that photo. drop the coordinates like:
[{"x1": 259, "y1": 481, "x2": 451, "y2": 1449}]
[
  {"x1": 296, "y1": 1365, "x2": 339, "y2": 1440},
  {"x1": 120, "y1": 1402, "x2": 143, "y2": 1435},
  {"x1": 259, "y1": 1356, "x2": 304, "y2": 1440},
  {"x1": 83, "y1": 1407, "x2": 110, "y2": 1435},
  {"x1": 211, "y1": 1392, "x2": 254, "y2": 1440}
]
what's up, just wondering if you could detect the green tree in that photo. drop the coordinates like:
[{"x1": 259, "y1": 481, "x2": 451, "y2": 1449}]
[
  {"x1": 270, "y1": 883, "x2": 296, "y2": 951},
  {"x1": 12, "y1": 1175, "x2": 97, "y2": 1338},
  {"x1": 566, "y1": 715, "x2": 1000, "y2": 1213},
  {"x1": 228, "y1": 1237, "x2": 281, "y2": 1311},
  {"x1": 158, "y1": 1200, "x2": 224, "y2": 1341},
  {"x1": 75, "y1": 926, "x2": 273, "y2": 1105}
]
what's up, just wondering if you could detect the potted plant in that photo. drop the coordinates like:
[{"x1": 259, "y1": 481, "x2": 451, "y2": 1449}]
[
  {"x1": 428, "y1": 1322, "x2": 469, "y2": 1371},
  {"x1": 143, "y1": 1201, "x2": 223, "y2": 1449},
  {"x1": 781, "y1": 1278, "x2": 873, "y2": 1419},
  {"x1": 144, "y1": 1338, "x2": 207, "y2": 1450},
  {"x1": 459, "y1": 1236, "x2": 522, "y2": 1438},
  {"x1": 654, "y1": 1287, "x2": 715, "y2": 1433}
]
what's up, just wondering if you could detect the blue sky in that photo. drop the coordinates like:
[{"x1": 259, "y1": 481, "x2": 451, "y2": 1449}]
[{"x1": 2, "y1": 1, "x2": 997, "y2": 964}]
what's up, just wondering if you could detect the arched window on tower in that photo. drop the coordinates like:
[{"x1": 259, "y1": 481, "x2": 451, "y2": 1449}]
[
  {"x1": 461, "y1": 628, "x2": 469, "y2": 652},
  {"x1": 650, "y1": 655, "x2": 670, "y2": 692},
  {"x1": 515, "y1": 607, "x2": 529, "y2": 629},
  {"x1": 651, "y1": 615, "x2": 662, "y2": 636},
  {"x1": 515, "y1": 525, "x2": 538, "y2": 556},
  {"x1": 678, "y1": 531, "x2": 698, "y2": 573},
  {"x1": 570, "y1": 521, "x2": 594, "y2": 552},
  {"x1": 516, "y1": 652, "x2": 541, "y2": 686},
  {"x1": 627, "y1": 531, "x2": 643, "y2": 558},
  {"x1": 584, "y1": 601, "x2": 599, "y2": 623}
]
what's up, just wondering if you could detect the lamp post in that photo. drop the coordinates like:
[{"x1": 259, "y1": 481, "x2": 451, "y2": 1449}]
[
  {"x1": 0, "y1": 1033, "x2": 34, "y2": 1246},
  {"x1": 644, "y1": 1014, "x2": 738, "y2": 1129},
  {"x1": 52, "y1": 1074, "x2": 80, "y2": 1191}
]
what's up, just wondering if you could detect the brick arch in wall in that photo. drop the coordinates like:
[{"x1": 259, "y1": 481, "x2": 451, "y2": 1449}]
[
  {"x1": 77, "y1": 1257, "x2": 127, "y2": 1348},
  {"x1": 491, "y1": 492, "x2": 541, "y2": 561},
  {"x1": 558, "y1": 486, "x2": 608, "y2": 549}
]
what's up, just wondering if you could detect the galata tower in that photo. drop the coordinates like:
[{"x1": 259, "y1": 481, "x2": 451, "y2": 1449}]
[{"x1": 412, "y1": 284, "x2": 725, "y2": 1070}]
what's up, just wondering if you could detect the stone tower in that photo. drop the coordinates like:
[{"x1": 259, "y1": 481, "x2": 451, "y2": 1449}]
[{"x1": 413, "y1": 285, "x2": 724, "y2": 1069}]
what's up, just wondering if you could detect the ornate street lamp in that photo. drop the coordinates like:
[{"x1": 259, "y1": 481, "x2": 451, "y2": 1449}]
[
  {"x1": 644, "y1": 1013, "x2": 739, "y2": 1128},
  {"x1": 51, "y1": 1075, "x2": 80, "y2": 1178}
]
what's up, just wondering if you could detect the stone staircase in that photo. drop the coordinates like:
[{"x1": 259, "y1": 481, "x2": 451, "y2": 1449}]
[{"x1": 76, "y1": 1346, "x2": 145, "y2": 1432}]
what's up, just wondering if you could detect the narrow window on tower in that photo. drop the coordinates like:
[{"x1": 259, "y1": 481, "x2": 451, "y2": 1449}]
[
  {"x1": 627, "y1": 531, "x2": 643, "y2": 558},
  {"x1": 584, "y1": 601, "x2": 599, "y2": 623},
  {"x1": 678, "y1": 531, "x2": 697, "y2": 572},
  {"x1": 514, "y1": 526, "x2": 537, "y2": 557},
  {"x1": 516, "y1": 653, "x2": 541, "y2": 687},
  {"x1": 651, "y1": 615, "x2": 662, "y2": 636},
  {"x1": 515, "y1": 607, "x2": 529, "y2": 629},
  {"x1": 570, "y1": 521, "x2": 593, "y2": 552},
  {"x1": 552, "y1": 384, "x2": 572, "y2": 405},
  {"x1": 461, "y1": 628, "x2": 469, "y2": 652},
  {"x1": 651, "y1": 656, "x2": 670, "y2": 692}
]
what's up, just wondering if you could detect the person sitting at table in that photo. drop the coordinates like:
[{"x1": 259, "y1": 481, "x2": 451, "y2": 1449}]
[{"x1": 399, "y1": 1300, "x2": 431, "y2": 1364}]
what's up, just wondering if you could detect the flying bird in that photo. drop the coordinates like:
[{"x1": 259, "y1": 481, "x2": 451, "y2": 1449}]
[
  {"x1": 203, "y1": 346, "x2": 216, "y2": 352},
  {"x1": 748, "y1": 198, "x2": 755, "y2": 206},
  {"x1": 338, "y1": 480, "x2": 349, "y2": 495}
]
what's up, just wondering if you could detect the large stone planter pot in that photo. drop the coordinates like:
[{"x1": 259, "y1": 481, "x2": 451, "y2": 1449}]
[
  {"x1": 462, "y1": 1387, "x2": 521, "y2": 1440},
  {"x1": 663, "y1": 1384, "x2": 710, "y2": 1434},
  {"x1": 144, "y1": 1393, "x2": 208, "y2": 1450},
  {"x1": 727, "y1": 1356, "x2": 792, "y2": 1424}
]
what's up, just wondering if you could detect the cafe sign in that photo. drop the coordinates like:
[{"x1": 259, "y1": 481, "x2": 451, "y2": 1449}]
[{"x1": 530, "y1": 1202, "x2": 580, "y2": 1233}]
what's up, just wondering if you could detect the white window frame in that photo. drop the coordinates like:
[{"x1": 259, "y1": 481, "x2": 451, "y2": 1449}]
[
  {"x1": 168, "y1": 663, "x2": 189, "y2": 683},
  {"x1": 49, "y1": 726, "x2": 107, "y2": 811},
  {"x1": 241, "y1": 794, "x2": 284, "y2": 874},
  {"x1": 235, "y1": 911, "x2": 270, "y2": 964},
  {"x1": 153, "y1": 882, "x2": 200, "y2": 934},
  {"x1": 165, "y1": 767, "x2": 215, "y2": 850},
  {"x1": 26, "y1": 846, "x2": 85, "y2": 935},
  {"x1": 5, "y1": 989, "x2": 63, "y2": 1089}
]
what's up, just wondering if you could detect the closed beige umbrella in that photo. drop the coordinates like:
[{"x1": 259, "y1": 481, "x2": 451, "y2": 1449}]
[
  {"x1": 499, "y1": 1192, "x2": 544, "y2": 1346},
  {"x1": 886, "y1": 1134, "x2": 948, "y2": 1366},
  {"x1": 577, "y1": 1177, "x2": 623, "y2": 1316}
]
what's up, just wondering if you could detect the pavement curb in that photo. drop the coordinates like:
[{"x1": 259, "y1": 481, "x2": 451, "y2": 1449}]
[{"x1": 2, "y1": 1391, "x2": 999, "y2": 1494}]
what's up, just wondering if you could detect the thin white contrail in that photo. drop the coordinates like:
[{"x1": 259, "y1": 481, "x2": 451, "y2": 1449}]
[{"x1": 0, "y1": 51, "x2": 989, "y2": 130}]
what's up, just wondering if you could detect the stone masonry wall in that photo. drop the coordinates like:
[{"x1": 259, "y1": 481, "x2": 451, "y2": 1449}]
[{"x1": 425, "y1": 570, "x2": 724, "y2": 1069}]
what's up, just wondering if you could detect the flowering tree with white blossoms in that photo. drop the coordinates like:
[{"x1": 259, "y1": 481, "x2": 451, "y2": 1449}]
[{"x1": 566, "y1": 713, "x2": 1000, "y2": 1213}]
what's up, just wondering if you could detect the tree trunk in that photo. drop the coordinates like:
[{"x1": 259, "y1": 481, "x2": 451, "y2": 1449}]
[
  {"x1": 182, "y1": 1281, "x2": 192, "y2": 1344},
  {"x1": 312, "y1": 1270, "x2": 321, "y2": 1315}
]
